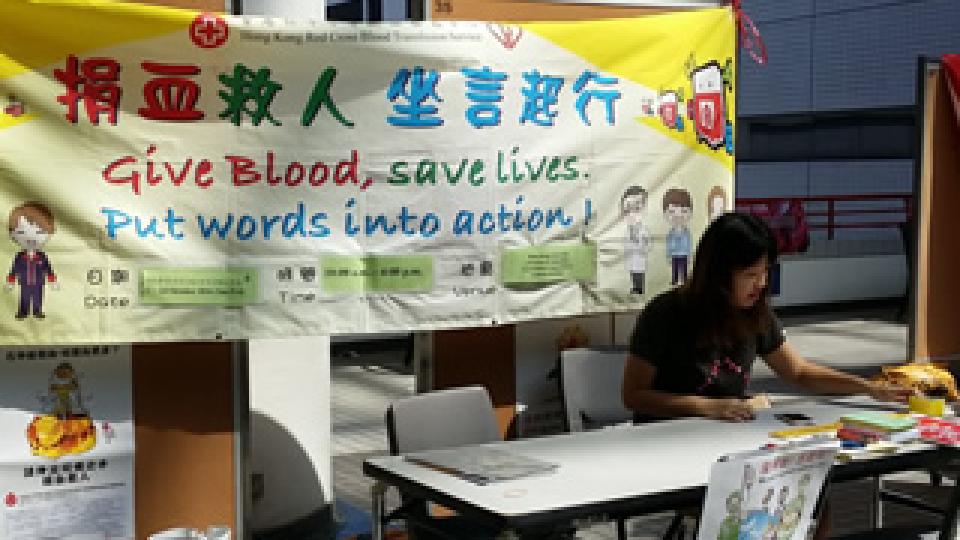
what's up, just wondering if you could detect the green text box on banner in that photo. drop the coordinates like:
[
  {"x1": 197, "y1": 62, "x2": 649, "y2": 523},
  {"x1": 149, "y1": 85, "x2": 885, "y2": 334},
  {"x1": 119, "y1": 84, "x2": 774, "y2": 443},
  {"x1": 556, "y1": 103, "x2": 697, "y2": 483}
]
[
  {"x1": 500, "y1": 243, "x2": 597, "y2": 285},
  {"x1": 139, "y1": 268, "x2": 259, "y2": 306},
  {"x1": 321, "y1": 255, "x2": 433, "y2": 293}
]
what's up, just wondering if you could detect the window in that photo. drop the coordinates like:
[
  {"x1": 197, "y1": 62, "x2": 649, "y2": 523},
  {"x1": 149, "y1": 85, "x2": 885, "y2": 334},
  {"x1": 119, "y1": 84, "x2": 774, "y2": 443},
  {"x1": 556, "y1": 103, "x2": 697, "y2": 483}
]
[
  {"x1": 737, "y1": 107, "x2": 915, "y2": 162},
  {"x1": 326, "y1": 0, "x2": 411, "y2": 21}
]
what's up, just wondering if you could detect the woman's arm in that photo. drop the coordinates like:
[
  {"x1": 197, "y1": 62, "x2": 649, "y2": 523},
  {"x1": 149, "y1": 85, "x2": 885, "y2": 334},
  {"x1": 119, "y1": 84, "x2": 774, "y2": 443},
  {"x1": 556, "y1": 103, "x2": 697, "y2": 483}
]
[
  {"x1": 622, "y1": 354, "x2": 757, "y2": 421},
  {"x1": 762, "y1": 342, "x2": 912, "y2": 402}
]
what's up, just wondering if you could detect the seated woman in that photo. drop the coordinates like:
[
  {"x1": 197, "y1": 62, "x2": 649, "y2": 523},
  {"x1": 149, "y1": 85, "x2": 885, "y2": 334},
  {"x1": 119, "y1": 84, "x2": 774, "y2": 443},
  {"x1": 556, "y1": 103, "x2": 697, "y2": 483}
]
[
  {"x1": 622, "y1": 212, "x2": 911, "y2": 539},
  {"x1": 622, "y1": 212, "x2": 910, "y2": 423}
]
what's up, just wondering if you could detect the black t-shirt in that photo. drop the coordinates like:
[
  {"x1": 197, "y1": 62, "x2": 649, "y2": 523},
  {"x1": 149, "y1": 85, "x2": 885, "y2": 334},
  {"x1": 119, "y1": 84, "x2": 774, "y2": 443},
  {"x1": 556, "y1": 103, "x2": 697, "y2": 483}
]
[{"x1": 629, "y1": 288, "x2": 786, "y2": 399}]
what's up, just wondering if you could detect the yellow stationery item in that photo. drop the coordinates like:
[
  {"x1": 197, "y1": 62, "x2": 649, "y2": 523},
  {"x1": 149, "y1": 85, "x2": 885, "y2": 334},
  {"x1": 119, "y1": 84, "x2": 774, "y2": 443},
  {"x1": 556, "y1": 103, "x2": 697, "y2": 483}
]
[
  {"x1": 770, "y1": 422, "x2": 841, "y2": 439},
  {"x1": 909, "y1": 394, "x2": 946, "y2": 417}
]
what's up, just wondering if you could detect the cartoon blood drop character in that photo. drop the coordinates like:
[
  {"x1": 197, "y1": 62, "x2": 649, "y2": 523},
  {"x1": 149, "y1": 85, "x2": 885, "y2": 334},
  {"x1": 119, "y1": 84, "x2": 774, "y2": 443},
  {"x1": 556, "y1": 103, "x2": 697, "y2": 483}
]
[
  {"x1": 658, "y1": 90, "x2": 679, "y2": 130},
  {"x1": 689, "y1": 61, "x2": 727, "y2": 149}
]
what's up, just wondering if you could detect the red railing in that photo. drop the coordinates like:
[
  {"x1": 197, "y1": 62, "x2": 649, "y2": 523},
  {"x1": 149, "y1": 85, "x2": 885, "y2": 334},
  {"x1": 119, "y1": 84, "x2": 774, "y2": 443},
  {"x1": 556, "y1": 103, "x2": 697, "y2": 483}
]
[{"x1": 736, "y1": 193, "x2": 912, "y2": 245}]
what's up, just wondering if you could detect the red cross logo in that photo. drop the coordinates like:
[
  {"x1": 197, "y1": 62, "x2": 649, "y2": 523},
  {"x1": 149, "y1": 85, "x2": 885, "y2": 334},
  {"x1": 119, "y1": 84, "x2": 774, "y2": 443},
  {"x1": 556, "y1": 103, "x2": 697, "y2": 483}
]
[
  {"x1": 190, "y1": 13, "x2": 229, "y2": 49},
  {"x1": 487, "y1": 24, "x2": 523, "y2": 50}
]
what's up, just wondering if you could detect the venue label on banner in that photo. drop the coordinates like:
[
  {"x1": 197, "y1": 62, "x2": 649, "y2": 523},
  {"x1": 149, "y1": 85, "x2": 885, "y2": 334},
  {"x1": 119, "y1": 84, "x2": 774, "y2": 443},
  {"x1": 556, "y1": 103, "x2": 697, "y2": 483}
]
[{"x1": 0, "y1": 1, "x2": 735, "y2": 343}]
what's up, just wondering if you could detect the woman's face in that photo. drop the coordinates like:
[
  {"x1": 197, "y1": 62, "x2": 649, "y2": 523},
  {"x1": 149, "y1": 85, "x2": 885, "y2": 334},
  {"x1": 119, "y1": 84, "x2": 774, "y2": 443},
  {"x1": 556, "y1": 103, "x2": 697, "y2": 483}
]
[{"x1": 732, "y1": 256, "x2": 769, "y2": 309}]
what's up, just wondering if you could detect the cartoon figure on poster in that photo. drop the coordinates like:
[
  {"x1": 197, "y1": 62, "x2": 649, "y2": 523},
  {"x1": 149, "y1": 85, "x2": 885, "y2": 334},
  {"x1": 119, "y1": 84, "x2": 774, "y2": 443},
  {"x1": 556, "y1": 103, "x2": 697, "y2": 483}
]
[
  {"x1": 26, "y1": 362, "x2": 97, "y2": 458},
  {"x1": 5, "y1": 202, "x2": 58, "y2": 319},
  {"x1": 663, "y1": 188, "x2": 693, "y2": 286},
  {"x1": 685, "y1": 56, "x2": 735, "y2": 155},
  {"x1": 621, "y1": 186, "x2": 651, "y2": 294},
  {"x1": 641, "y1": 97, "x2": 656, "y2": 117},
  {"x1": 717, "y1": 491, "x2": 743, "y2": 540},
  {"x1": 708, "y1": 185, "x2": 729, "y2": 222},
  {"x1": 49, "y1": 361, "x2": 85, "y2": 418},
  {"x1": 658, "y1": 89, "x2": 685, "y2": 131},
  {"x1": 769, "y1": 486, "x2": 791, "y2": 539},
  {"x1": 731, "y1": 467, "x2": 820, "y2": 540},
  {"x1": 739, "y1": 487, "x2": 776, "y2": 540},
  {"x1": 2, "y1": 94, "x2": 25, "y2": 117},
  {"x1": 775, "y1": 474, "x2": 811, "y2": 539}
]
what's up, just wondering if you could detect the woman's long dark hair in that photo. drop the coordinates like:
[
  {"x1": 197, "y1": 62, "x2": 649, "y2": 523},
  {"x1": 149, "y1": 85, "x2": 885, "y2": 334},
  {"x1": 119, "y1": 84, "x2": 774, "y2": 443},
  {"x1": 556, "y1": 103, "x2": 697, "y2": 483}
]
[{"x1": 681, "y1": 212, "x2": 778, "y2": 348}]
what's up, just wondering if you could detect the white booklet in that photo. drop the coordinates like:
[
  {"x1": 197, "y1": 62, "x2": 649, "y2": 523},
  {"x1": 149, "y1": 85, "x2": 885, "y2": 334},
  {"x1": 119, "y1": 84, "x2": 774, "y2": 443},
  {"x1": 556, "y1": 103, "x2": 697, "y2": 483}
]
[{"x1": 405, "y1": 446, "x2": 558, "y2": 486}]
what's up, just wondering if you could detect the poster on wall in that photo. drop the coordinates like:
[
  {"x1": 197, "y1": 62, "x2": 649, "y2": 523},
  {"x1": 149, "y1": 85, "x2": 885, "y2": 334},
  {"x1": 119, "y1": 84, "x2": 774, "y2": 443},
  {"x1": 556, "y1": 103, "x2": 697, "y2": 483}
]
[
  {"x1": 697, "y1": 439, "x2": 837, "y2": 540},
  {"x1": 0, "y1": 1, "x2": 735, "y2": 343},
  {"x1": 0, "y1": 346, "x2": 134, "y2": 540}
]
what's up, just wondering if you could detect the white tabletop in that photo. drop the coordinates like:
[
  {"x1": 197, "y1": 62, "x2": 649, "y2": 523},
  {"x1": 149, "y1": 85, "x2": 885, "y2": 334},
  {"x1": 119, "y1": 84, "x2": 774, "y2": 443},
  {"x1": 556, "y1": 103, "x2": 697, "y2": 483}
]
[{"x1": 364, "y1": 397, "x2": 940, "y2": 525}]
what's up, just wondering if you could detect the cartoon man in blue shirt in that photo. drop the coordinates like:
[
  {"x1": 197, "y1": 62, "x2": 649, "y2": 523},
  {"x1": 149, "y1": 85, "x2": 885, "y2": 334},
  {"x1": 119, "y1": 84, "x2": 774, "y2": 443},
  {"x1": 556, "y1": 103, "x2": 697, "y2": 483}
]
[
  {"x1": 663, "y1": 188, "x2": 693, "y2": 285},
  {"x1": 5, "y1": 202, "x2": 58, "y2": 319}
]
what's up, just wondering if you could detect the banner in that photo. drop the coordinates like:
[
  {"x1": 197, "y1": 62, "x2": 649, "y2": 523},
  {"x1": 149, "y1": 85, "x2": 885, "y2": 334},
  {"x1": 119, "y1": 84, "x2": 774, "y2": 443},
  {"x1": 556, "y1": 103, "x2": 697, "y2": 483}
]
[{"x1": 0, "y1": 1, "x2": 735, "y2": 343}]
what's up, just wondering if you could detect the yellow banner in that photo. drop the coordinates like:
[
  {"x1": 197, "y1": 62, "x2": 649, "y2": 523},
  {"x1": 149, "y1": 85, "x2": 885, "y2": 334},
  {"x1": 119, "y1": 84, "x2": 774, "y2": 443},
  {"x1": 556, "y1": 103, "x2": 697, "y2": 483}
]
[{"x1": 0, "y1": 1, "x2": 735, "y2": 343}]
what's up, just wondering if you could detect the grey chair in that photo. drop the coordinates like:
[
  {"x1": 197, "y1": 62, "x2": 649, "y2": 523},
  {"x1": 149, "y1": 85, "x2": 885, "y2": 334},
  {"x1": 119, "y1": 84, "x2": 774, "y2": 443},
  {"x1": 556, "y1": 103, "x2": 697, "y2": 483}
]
[
  {"x1": 387, "y1": 385, "x2": 500, "y2": 455},
  {"x1": 558, "y1": 347, "x2": 637, "y2": 539},
  {"x1": 558, "y1": 347, "x2": 633, "y2": 432},
  {"x1": 558, "y1": 348, "x2": 700, "y2": 540},
  {"x1": 382, "y1": 386, "x2": 502, "y2": 540}
]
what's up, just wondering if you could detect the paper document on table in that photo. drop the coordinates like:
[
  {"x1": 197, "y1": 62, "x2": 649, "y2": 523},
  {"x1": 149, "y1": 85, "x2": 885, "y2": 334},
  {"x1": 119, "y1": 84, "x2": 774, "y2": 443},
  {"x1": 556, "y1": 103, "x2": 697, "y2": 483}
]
[{"x1": 405, "y1": 447, "x2": 558, "y2": 485}]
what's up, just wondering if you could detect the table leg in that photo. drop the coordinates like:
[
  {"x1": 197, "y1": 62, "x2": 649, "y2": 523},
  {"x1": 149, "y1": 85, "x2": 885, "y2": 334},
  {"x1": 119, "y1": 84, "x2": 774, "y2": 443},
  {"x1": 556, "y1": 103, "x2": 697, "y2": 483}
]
[
  {"x1": 371, "y1": 481, "x2": 387, "y2": 540},
  {"x1": 871, "y1": 475, "x2": 884, "y2": 529}
]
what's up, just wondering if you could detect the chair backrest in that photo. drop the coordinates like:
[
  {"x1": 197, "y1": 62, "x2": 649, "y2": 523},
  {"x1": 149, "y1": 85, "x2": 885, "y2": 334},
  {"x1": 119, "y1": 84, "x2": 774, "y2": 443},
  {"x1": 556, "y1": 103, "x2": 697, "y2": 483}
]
[
  {"x1": 386, "y1": 385, "x2": 501, "y2": 455},
  {"x1": 559, "y1": 347, "x2": 632, "y2": 432}
]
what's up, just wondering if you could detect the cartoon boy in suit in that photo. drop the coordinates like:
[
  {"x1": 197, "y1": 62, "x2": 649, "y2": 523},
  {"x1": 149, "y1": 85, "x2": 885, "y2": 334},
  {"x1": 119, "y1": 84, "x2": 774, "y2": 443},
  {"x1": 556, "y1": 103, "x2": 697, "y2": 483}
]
[{"x1": 6, "y1": 202, "x2": 57, "y2": 319}]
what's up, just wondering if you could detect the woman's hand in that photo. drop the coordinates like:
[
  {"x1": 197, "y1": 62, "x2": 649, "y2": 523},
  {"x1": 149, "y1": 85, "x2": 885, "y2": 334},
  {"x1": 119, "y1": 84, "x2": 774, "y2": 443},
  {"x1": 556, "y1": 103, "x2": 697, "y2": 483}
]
[
  {"x1": 867, "y1": 382, "x2": 915, "y2": 403},
  {"x1": 706, "y1": 398, "x2": 757, "y2": 422}
]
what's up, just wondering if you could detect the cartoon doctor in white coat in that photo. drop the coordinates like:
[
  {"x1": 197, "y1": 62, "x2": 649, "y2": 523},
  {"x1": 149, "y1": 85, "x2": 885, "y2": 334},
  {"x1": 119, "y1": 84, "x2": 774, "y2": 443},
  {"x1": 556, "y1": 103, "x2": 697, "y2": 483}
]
[{"x1": 621, "y1": 186, "x2": 651, "y2": 294}]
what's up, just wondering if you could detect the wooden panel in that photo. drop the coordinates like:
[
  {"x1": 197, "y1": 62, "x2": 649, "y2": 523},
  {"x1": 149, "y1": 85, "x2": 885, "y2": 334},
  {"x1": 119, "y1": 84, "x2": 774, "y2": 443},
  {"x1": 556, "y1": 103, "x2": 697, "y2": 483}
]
[
  {"x1": 133, "y1": 342, "x2": 235, "y2": 539},
  {"x1": 432, "y1": 0, "x2": 672, "y2": 21},
  {"x1": 432, "y1": 326, "x2": 517, "y2": 438},
  {"x1": 914, "y1": 67, "x2": 936, "y2": 361},
  {"x1": 129, "y1": 2, "x2": 233, "y2": 537},
  {"x1": 915, "y1": 66, "x2": 960, "y2": 362}
]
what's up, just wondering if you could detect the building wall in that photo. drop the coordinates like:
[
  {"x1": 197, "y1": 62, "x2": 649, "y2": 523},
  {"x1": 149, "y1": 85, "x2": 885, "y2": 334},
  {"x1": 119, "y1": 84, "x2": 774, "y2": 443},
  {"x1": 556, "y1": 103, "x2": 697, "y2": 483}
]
[
  {"x1": 737, "y1": 0, "x2": 960, "y2": 218},
  {"x1": 739, "y1": 0, "x2": 960, "y2": 115}
]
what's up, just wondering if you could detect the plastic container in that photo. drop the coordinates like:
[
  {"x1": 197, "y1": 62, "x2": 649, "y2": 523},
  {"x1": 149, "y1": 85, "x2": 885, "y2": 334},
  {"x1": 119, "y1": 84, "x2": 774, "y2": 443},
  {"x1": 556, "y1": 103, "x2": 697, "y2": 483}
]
[{"x1": 909, "y1": 394, "x2": 946, "y2": 417}]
